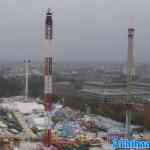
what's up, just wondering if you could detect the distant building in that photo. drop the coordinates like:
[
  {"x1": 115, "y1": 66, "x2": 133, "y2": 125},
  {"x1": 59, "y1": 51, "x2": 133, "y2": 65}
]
[{"x1": 79, "y1": 81, "x2": 150, "y2": 103}]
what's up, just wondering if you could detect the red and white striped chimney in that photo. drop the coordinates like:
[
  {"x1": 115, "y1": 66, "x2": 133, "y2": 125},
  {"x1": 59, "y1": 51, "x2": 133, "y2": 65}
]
[{"x1": 43, "y1": 8, "x2": 53, "y2": 147}]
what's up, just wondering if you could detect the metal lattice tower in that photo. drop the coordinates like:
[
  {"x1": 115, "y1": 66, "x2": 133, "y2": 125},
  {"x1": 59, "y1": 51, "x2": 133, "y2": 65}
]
[{"x1": 24, "y1": 60, "x2": 31, "y2": 101}]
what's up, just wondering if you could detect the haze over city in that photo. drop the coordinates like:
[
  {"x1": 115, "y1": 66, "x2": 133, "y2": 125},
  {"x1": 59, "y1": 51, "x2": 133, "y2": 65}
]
[
  {"x1": 0, "y1": 0, "x2": 149, "y2": 62},
  {"x1": 0, "y1": 0, "x2": 150, "y2": 149}
]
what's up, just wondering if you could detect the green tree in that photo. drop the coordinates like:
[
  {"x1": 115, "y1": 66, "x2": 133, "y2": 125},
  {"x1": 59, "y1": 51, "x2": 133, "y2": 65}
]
[{"x1": 28, "y1": 75, "x2": 43, "y2": 98}]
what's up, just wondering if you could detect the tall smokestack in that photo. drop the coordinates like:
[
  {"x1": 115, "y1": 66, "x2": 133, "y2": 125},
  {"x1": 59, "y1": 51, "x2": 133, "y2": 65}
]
[
  {"x1": 128, "y1": 23, "x2": 135, "y2": 81},
  {"x1": 43, "y1": 8, "x2": 53, "y2": 147},
  {"x1": 125, "y1": 20, "x2": 135, "y2": 137}
]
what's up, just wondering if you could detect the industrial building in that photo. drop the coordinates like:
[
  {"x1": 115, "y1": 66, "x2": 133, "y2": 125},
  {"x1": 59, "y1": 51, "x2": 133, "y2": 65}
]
[{"x1": 79, "y1": 81, "x2": 150, "y2": 103}]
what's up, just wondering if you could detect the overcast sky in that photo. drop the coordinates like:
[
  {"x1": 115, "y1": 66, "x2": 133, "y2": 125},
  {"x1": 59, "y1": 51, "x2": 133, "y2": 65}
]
[{"x1": 0, "y1": 0, "x2": 150, "y2": 62}]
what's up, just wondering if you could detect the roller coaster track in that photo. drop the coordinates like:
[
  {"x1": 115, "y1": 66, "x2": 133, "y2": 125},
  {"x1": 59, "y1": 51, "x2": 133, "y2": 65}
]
[{"x1": 12, "y1": 111, "x2": 37, "y2": 140}]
